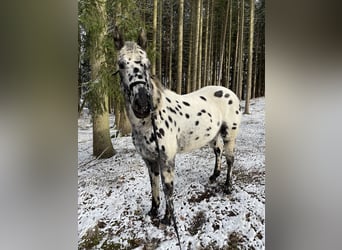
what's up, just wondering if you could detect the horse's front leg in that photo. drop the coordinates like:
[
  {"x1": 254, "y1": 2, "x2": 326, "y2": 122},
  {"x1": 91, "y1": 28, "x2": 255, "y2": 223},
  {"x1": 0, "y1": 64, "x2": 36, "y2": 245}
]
[
  {"x1": 160, "y1": 157, "x2": 175, "y2": 225},
  {"x1": 143, "y1": 159, "x2": 160, "y2": 218}
]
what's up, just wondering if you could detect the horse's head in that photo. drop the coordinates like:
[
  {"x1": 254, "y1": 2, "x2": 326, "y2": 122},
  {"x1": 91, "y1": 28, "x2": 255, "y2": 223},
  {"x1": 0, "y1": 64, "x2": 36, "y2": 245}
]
[{"x1": 113, "y1": 28, "x2": 152, "y2": 119}]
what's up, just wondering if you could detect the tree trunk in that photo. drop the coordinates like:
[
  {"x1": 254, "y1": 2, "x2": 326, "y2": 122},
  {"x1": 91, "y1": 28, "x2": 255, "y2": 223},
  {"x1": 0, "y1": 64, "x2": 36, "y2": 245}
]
[
  {"x1": 176, "y1": 0, "x2": 184, "y2": 94},
  {"x1": 158, "y1": 0, "x2": 163, "y2": 81},
  {"x1": 197, "y1": 0, "x2": 203, "y2": 89},
  {"x1": 191, "y1": 0, "x2": 201, "y2": 91},
  {"x1": 93, "y1": 96, "x2": 115, "y2": 158},
  {"x1": 226, "y1": 0, "x2": 233, "y2": 89},
  {"x1": 218, "y1": 0, "x2": 230, "y2": 85},
  {"x1": 232, "y1": 4, "x2": 240, "y2": 93},
  {"x1": 168, "y1": 1, "x2": 173, "y2": 89},
  {"x1": 186, "y1": 4, "x2": 194, "y2": 94},
  {"x1": 203, "y1": 0, "x2": 210, "y2": 86},
  {"x1": 238, "y1": 0, "x2": 245, "y2": 100},
  {"x1": 91, "y1": 0, "x2": 115, "y2": 158},
  {"x1": 118, "y1": 107, "x2": 131, "y2": 136},
  {"x1": 207, "y1": 0, "x2": 214, "y2": 85},
  {"x1": 244, "y1": 0, "x2": 254, "y2": 114},
  {"x1": 152, "y1": 0, "x2": 158, "y2": 75}
]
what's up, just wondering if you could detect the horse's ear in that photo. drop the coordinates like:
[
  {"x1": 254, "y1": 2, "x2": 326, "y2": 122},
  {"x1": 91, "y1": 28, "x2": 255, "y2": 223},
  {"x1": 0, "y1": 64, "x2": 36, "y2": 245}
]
[
  {"x1": 137, "y1": 29, "x2": 147, "y2": 50},
  {"x1": 113, "y1": 26, "x2": 124, "y2": 50}
]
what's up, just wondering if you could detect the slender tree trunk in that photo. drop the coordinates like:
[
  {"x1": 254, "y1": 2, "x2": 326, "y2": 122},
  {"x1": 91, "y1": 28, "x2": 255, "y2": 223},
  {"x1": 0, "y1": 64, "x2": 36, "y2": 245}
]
[
  {"x1": 186, "y1": 4, "x2": 194, "y2": 93},
  {"x1": 238, "y1": 0, "x2": 245, "y2": 100},
  {"x1": 168, "y1": 1, "x2": 173, "y2": 89},
  {"x1": 152, "y1": 0, "x2": 158, "y2": 75},
  {"x1": 197, "y1": 0, "x2": 203, "y2": 89},
  {"x1": 177, "y1": 0, "x2": 184, "y2": 94},
  {"x1": 158, "y1": 0, "x2": 163, "y2": 81},
  {"x1": 203, "y1": 0, "x2": 210, "y2": 86},
  {"x1": 232, "y1": 3, "x2": 240, "y2": 94},
  {"x1": 207, "y1": 0, "x2": 214, "y2": 85},
  {"x1": 226, "y1": 0, "x2": 233, "y2": 89},
  {"x1": 218, "y1": 0, "x2": 230, "y2": 85},
  {"x1": 244, "y1": 0, "x2": 254, "y2": 114},
  {"x1": 191, "y1": 0, "x2": 201, "y2": 91}
]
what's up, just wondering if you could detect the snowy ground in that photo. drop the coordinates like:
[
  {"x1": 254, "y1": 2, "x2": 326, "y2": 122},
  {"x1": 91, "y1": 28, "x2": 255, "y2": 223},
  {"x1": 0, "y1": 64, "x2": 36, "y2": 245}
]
[{"x1": 78, "y1": 97, "x2": 265, "y2": 249}]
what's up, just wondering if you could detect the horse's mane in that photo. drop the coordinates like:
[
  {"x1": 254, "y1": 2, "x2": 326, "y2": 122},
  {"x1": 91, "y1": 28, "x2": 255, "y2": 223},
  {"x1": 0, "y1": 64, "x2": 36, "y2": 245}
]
[{"x1": 151, "y1": 75, "x2": 165, "y2": 93}]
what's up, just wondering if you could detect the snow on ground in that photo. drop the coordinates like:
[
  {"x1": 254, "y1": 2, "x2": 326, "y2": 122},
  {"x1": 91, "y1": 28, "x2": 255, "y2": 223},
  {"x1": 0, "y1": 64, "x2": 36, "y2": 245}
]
[{"x1": 78, "y1": 97, "x2": 265, "y2": 249}]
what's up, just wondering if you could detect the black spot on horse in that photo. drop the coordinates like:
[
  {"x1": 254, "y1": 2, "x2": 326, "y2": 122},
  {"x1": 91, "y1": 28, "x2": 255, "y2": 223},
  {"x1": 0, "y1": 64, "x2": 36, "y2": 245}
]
[
  {"x1": 166, "y1": 97, "x2": 172, "y2": 103},
  {"x1": 214, "y1": 90, "x2": 223, "y2": 97},
  {"x1": 201, "y1": 109, "x2": 206, "y2": 113},
  {"x1": 185, "y1": 113, "x2": 190, "y2": 119},
  {"x1": 232, "y1": 127, "x2": 237, "y2": 130},
  {"x1": 206, "y1": 127, "x2": 212, "y2": 131},
  {"x1": 228, "y1": 100, "x2": 233, "y2": 105},
  {"x1": 165, "y1": 121, "x2": 169, "y2": 129},
  {"x1": 224, "y1": 93, "x2": 230, "y2": 98},
  {"x1": 200, "y1": 96, "x2": 207, "y2": 101},
  {"x1": 197, "y1": 112, "x2": 202, "y2": 116},
  {"x1": 134, "y1": 67, "x2": 139, "y2": 73},
  {"x1": 129, "y1": 75, "x2": 133, "y2": 81},
  {"x1": 167, "y1": 107, "x2": 177, "y2": 114},
  {"x1": 195, "y1": 121, "x2": 199, "y2": 126},
  {"x1": 205, "y1": 133, "x2": 210, "y2": 137},
  {"x1": 168, "y1": 116, "x2": 173, "y2": 123},
  {"x1": 208, "y1": 113, "x2": 212, "y2": 117},
  {"x1": 163, "y1": 109, "x2": 166, "y2": 113},
  {"x1": 149, "y1": 134, "x2": 155, "y2": 142},
  {"x1": 236, "y1": 110, "x2": 239, "y2": 114},
  {"x1": 161, "y1": 145, "x2": 165, "y2": 152},
  {"x1": 189, "y1": 131, "x2": 193, "y2": 135},
  {"x1": 183, "y1": 101, "x2": 190, "y2": 106},
  {"x1": 195, "y1": 136, "x2": 199, "y2": 140},
  {"x1": 177, "y1": 104, "x2": 182, "y2": 110},
  {"x1": 179, "y1": 112, "x2": 183, "y2": 116},
  {"x1": 233, "y1": 123, "x2": 237, "y2": 126},
  {"x1": 159, "y1": 128, "x2": 165, "y2": 136}
]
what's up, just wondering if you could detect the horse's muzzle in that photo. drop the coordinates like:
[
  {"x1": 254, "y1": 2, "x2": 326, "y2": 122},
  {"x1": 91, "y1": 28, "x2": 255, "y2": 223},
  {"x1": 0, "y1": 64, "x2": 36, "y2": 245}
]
[{"x1": 132, "y1": 87, "x2": 151, "y2": 119}]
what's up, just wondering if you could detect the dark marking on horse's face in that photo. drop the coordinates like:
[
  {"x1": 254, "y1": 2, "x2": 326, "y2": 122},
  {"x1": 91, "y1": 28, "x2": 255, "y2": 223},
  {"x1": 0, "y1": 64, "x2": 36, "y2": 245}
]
[
  {"x1": 117, "y1": 42, "x2": 153, "y2": 119},
  {"x1": 214, "y1": 90, "x2": 223, "y2": 97}
]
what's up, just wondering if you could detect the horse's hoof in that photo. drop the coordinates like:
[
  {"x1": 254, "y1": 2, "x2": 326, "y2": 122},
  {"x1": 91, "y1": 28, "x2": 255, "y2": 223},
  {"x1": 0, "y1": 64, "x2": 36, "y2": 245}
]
[
  {"x1": 148, "y1": 208, "x2": 158, "y2": 218},
  {"x1": 224, "y1": 187, "x2": 232, "y2": 194},
  {"x1": 160, "y1": 216, "x2": 171, "y2": 226},
  {"x1": 209, "y1": 175, "x2": 217, "y2": 183}
]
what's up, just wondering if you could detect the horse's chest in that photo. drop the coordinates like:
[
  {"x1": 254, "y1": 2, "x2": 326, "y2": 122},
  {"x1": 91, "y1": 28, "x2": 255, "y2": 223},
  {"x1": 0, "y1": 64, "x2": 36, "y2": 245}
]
[{"x1": 132, "y1": 129, "x2": 158, "y2": 160}]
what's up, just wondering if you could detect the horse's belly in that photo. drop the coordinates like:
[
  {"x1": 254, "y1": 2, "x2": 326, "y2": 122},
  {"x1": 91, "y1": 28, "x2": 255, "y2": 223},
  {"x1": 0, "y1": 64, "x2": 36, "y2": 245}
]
[{"x1": 177, "y1": 129, "x2": 218, "y2": 153}]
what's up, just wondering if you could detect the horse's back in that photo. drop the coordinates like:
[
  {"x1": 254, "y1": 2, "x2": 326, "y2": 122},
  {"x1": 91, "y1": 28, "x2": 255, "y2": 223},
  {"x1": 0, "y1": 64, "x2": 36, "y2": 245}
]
[{"x1": 184, "y1": 85, "x2": 241, "y2": 124}]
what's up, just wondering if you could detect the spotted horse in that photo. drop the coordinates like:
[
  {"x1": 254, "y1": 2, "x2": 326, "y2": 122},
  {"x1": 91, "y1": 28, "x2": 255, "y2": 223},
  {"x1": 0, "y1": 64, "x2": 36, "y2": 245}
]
[{"x1": 113, "y1": 28, "x2": 242, "y2": 242}]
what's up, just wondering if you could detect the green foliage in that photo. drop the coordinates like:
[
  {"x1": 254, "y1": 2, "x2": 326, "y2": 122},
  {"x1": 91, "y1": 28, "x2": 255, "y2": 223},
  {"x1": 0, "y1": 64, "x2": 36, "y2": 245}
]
[{"x1": 79, "y1": 0, "x2": 150, "y2": 115}]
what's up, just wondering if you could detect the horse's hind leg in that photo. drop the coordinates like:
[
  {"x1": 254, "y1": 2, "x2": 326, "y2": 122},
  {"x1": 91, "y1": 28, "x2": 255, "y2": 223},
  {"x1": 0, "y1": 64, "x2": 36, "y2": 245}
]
[
  {"x1": 209, "y1": 137, "x2": 223, "y2": 182},
  {"x1": 221, "y1": 123, "x2": 238, "y2": 194}
]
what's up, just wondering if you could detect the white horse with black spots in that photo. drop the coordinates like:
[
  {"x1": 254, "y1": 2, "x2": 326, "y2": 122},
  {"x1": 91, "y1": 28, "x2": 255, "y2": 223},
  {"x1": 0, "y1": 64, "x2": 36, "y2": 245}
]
[{"x1": 113, "y1": 29, "x2": 241, "y2": 229}]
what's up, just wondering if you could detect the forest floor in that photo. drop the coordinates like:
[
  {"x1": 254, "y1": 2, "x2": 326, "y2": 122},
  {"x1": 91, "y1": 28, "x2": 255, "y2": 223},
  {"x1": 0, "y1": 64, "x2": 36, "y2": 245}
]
[{"x1": 78, "y1": 97, "x2": 265, "y2": 250}]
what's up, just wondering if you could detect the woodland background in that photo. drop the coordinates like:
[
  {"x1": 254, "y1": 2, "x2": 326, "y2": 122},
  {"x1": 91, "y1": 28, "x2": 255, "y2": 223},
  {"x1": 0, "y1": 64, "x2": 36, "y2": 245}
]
[{"x1": 78, "y1": 0, "x2": 265, "y2": 158}]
